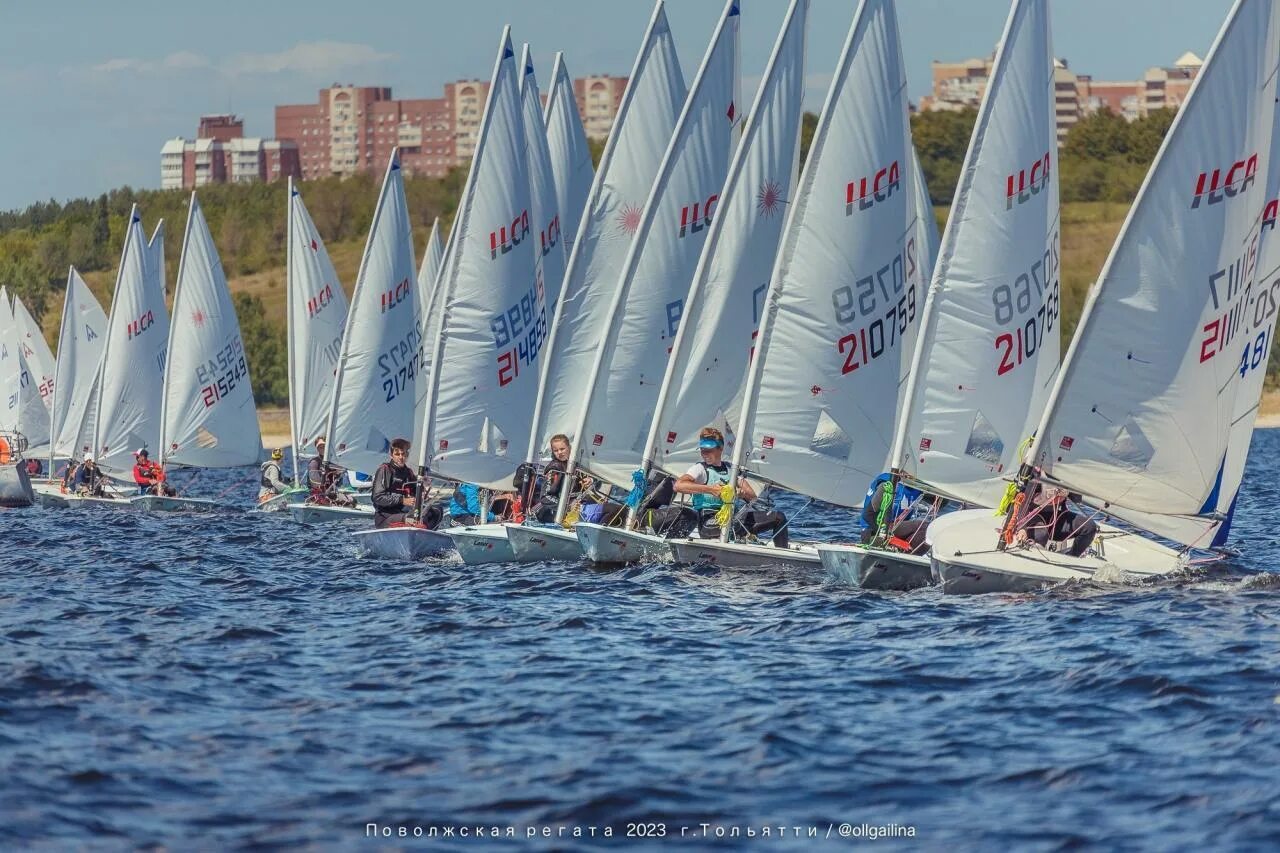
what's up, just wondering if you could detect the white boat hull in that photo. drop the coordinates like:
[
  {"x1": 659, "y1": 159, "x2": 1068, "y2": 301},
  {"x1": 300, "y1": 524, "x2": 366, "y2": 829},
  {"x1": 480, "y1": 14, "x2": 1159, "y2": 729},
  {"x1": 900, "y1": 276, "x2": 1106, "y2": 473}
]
[
  {"x1": 669, "y1": 538, "x2": 821, "y2": 571},
  {"x1": 253, "y1": 489, "x2": 308, "y2": 513},
  {"x1": 505, "y1": 523, "x2": 583, "y2": 562},
  {"x1": 132, "y1": 495, "x2": 241, "y2": 513},
  {"x1": 575, "y1": 522, "x2": 671, "y2": 564},
  {"x1": 817, "y1": 543, "x2": 933, "y2": 590},
  {"x1": 287, "y1": 503, "x2": 373, "y2": 524},
  {"x1": 927, "y1": 508, "x2": 1189, "y2": 595},
  {"x1": 352, "y1": 526, "x2": 455, "y2": 560},
  {"x1": 445, "y1": 523, "x2": 516, "y2": 564}
]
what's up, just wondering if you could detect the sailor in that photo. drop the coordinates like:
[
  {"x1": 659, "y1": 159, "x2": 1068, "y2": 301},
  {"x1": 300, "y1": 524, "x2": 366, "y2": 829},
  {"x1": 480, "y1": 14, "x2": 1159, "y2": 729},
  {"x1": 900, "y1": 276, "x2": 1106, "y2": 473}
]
[
  {"x1": 132, "y1": 449, "x2": 176, "y2": 496},
  {"x1": 307, "y1": 436, "x2": 354, "y2": 507},
  {"x1": 72, "y1": 454, "x2": 107, "y2": 497},
  {"x1": 529, "y1": 434, "x2": 591, "y2": 522},
  {"x1": 1019, "y1": 482, "x2": 1098, "y2": 557},
  {"x1": 62, "y1": 458, "x2": 81, "y2": 492},
  {"x1": 371, "y1": 438, "x2": 426, "y2": 528},
  {"x1": 633, "y1": 471, "x2": 698, "y2": 538},
  {"x1": 860, "y1": 472, "x2": 928, "y2": 555},
  {"x1": 674, "y1": 427, "x2": 789, "y2": 547},
  {"x1": 258, "y1": 448, "x2": 290, "y2": 503}
]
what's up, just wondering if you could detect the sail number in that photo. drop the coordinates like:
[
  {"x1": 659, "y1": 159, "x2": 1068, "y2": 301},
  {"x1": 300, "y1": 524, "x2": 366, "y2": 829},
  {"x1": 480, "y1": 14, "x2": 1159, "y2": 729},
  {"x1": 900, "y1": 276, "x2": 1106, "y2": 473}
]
[
  {"x1": 995, "y1": 279, "x2": 1060, "y2": 376},
  {"x1": 198, "y1": 339, "x2": 248, "y2": 408},
  {"x1": 1200, "y1": 247, "x2": 1267, "y2": 364},
  {"x1": 991, "y1": 237, "x2": 1059, "y2": 326},
  {"x1": 378, "y1": 323, "x2": 424, "y2": 403},
  {"x1": 836, "y1": 284, "x2": 918, "y2": 374},
  {"x1": 494, "y1": 280, "x2": 548, "y2": 387},
  {"x1": 830, "y1": 238, "x2": 917, "y2": 322}
]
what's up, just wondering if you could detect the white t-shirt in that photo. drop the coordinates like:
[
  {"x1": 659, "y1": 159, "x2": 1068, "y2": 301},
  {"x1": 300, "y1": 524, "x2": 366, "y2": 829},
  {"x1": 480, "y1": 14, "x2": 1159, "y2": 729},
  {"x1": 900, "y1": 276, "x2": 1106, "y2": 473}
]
[{"x1": 684, "y1": 461, "x2": 730, "y2": 484}]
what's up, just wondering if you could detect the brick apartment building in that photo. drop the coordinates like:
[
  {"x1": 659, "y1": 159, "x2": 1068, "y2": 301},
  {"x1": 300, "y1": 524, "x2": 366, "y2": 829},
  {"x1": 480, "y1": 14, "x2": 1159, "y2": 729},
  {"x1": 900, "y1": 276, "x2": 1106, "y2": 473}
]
[
  {"x1": 919, "y1": 52, "x2": 1203, "y2": 142},
  {"x1": 161, "y1": 115, "x2": 301, "y2": 190},
  {"x1": 574, "y1": 75, "x2": 627, "y2": 141}
]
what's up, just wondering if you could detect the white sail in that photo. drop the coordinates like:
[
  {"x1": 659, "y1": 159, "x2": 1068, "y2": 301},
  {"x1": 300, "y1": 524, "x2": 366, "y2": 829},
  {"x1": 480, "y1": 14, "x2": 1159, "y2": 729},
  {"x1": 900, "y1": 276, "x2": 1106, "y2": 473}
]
[
  {"x1": 416, "y1": 218, "x2": 445, "y2": 313},
  {"x1": 894, "y1": 0, "x2": 1060, "y2": 508},
  {"x1": 0, "y1": 336, "x2": 50, "y2": 451},
  {"x1": 160, "y1": 194, "x2": 261, "y2": 468},
  {"x1": 147, "y1": 221, "x2": 166, "y2": 305},
  {"x1": 421, "y1": 29, "x2": 541, "y2": 488},
  {"x1": 287, "y1": 179, "x2": 350, "y2": 474},
  {"x1": 910, "y1": 148, "x2": 940, "y2": 286},
  {"x1": 570, "y1": 0, "x2": 741, "y2": 488},
  {"x1": 1027, "y1": 0, "x2": 1279, "y2": 548},
  {"x1": 520, "y1": 44, "x2": 568, "y2": 311},
  {"x1": 10, "y1": 296, "x2": 56, "y2": 418},
  {"x1": 51, "y1": 268, "x2": 108, "y2": 459},
  {"x1": 544, "y1": 52, "x2": 595, "y2": 255},
  {"x1": 0, "y1": 286, "x2": 10, "y2": 322},
  {"x1": 642, "y1": 0, "x2": 805, "y2": 480},
  {"x1": 93, "y1": 207, "x2": 171, "y2": 475},
  {"x1": 529, "y1": 0, "x2": 686, "y2": 459},
  {"x1": 325, "y1": 151, "x2": 421, "y2": 476},
  {"x1": 731, "y1": 0, "x2": 923, "y2": 507}
]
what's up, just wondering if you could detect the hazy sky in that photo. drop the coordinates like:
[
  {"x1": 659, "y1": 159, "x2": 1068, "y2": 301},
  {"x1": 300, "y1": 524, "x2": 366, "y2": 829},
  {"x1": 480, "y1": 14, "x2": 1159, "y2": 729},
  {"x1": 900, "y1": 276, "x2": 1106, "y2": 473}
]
[{"x1": 0, "y1": 0, "x2": 1235, "y2": 211}]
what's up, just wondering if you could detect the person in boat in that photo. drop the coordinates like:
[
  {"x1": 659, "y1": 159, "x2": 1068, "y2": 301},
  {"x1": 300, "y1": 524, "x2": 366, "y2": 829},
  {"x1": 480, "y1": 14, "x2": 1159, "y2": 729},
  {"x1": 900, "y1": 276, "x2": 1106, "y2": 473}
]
[
  {"x1": 675, "y1": 427, "x2": 789, "y2": 548},
  {"x1": 446, "y1": 482, "x2": 518, "y2": 526},
  {"x1": 132, "y1": 449, "x2": 177, "y2": 497},
  {"x1": 860, "y1": 472, "x2": 929, "y2": 555},
  {"x1": 306, "y1": 436, "x2": 355, "y2": 508},
  {"x1": 258, "y1": 448, "x2": 290, "y2": 503},
  {"x1": 629, "y1": 470, "x2": 697, "y2": 538},
  {"x1": 62, "y1": 458, "x2": 81, "y2": 492},
  {"x1": 72, "y1": 454, "x2": 107, "y2": 497},
  {"x1": 527, "y1": 434, "x2": 594, "y2": 523},
  {"x1": 1017, "y1": 481, "x2": 1098, "y2": 557},
  {"x1": 25, "y1": 458, "x2": 42, "y2": 476},
  {"x1": 371, "y1": 437, "x2": 432, "y2": 529}
]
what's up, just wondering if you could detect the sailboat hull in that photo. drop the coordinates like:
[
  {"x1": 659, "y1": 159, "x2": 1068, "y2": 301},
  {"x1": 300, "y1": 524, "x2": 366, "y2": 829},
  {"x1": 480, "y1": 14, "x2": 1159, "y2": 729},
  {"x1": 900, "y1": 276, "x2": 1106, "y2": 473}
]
[
  {"x1": 353, "y1": 526, "x2": 455, "y2": 560},
  {"x1": 669, "y1": 538, "x2": 821, "y2": 571},
  {"x1": 132, "y1": 495, "x2": 241, "y2": 513},
  {"x1": 0, "y1": 463, "x2": 34, "y2": 508},
  {"x1": 928, "y1": 509, "x2": 1189, "y2": 595},
  {"x1": 445, "y1": 523, "x2": 516, "y2": 564},
  {"x1": 287, "y1": 503, "x2": 374, "y2": 524},
  {"x1": 575, "y1": 523, "x2": 671, "y2": 564},
  {"x1": 817, "y1": 543, "x2": 933, "y2": 590},
  {"x1": 506, "y1": 523, "x2": 583, "y2": 562}
]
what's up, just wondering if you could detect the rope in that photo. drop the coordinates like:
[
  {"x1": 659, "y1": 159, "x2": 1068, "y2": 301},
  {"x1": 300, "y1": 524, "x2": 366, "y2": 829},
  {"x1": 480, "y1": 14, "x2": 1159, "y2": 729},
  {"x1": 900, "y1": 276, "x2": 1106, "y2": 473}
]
[
  {"x1": 714, "y1": 483, "x2": 735, "y2": 528},
  {"x1": 625, "y1": 469, "x2": 646, "y2": 509}
]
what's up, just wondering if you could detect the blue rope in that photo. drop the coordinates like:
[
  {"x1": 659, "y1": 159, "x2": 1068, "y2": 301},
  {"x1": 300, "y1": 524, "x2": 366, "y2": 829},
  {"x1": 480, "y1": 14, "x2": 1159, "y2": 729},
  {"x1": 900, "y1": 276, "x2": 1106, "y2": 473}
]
[{"x1": 625, "y1": 469, "x2": 647, "y2": 509}]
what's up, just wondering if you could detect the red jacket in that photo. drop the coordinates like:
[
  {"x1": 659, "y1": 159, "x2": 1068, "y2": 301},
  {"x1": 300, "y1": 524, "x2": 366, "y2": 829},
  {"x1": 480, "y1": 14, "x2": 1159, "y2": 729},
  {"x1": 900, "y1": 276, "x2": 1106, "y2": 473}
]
[{"x1": 133, "y1": 460, "x2": 160, "y2": 485}]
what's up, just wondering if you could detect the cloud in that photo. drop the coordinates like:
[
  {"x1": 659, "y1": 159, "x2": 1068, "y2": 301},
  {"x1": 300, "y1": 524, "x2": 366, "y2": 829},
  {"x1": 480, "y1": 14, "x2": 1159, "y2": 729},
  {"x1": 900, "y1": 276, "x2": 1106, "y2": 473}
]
[
  {"x1": 225, "y1": 41, "x2": 396, "y2": 75},
  {"x1": 85, "y1": 41, "x2": 392, "y2": 78}
]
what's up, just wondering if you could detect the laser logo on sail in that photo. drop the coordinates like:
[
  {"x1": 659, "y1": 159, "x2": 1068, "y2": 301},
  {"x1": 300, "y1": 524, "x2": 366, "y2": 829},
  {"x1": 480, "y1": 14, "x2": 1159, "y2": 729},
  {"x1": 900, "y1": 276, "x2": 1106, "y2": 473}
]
[
  {"x1": 490, "y1": 210, "x2": 531, "y2": 258},
  {"x1": 307, "y1": 283, "x2": 335, "y2": 318},
  {"x1": 379, "y1": 278, "x2": 411, "y2": 313},
  {"x1": 1191, "y1": 153, "x2": 1258, "y2": 209},
  {"x1": 539, "y1": 215, "x2": 561, "y2": 257},
  {"x1": 1004, "y1": 152, "x2": 1051, "y2": 209},
  {"x1": 126, "y1": 309, "x2": 155, "y2": 340},
  {"x1": 845, "y1": 161, "x2": 900, "y2": 215},
  {"x1": 678, "y1": 194, "x2": 719, "y2": 238}
]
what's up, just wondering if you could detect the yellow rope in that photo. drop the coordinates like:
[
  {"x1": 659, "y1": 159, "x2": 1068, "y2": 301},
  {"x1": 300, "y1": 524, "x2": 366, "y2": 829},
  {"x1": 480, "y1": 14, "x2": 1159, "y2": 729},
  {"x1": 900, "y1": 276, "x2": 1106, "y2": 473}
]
[{"x1": 714, "y1": 484, "x2": 735, "y2": 527}]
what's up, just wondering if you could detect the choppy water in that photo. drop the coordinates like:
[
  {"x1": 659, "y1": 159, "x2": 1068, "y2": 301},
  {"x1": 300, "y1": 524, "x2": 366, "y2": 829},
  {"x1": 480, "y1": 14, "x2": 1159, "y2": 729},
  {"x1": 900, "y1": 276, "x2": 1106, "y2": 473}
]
[{"x1": 3, "y1": 433, "x2": 1280, "y2": 849}]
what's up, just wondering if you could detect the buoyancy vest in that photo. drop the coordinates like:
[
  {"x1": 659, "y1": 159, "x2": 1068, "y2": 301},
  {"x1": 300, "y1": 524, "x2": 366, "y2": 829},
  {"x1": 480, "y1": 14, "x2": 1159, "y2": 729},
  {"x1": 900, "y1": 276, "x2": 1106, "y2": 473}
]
[{"x1": 690, "y1": 462, "x2": 732, "y2": 512}]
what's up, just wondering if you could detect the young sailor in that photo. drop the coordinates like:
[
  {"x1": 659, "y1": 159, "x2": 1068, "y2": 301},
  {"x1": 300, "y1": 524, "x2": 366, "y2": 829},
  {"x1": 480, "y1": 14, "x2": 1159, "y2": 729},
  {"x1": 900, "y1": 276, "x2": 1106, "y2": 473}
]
[
  {"x1": 675, "y1": 427, "x2": 789, "y2": 547},
  {"x1": 72, "y1": 454, "x2": 107, "y2": 497},
  {"x1": 258, "y1": 448, "x2": 290, "y2": 503},
  {"x1": 132, "y1": 449, "x2": 176, "y2": 496},
  {"x1": 370, "y1": 438, "x2": 420, "y2": 529},
  {"x1": 860, "y1": 473, "x2": 929, "y2": 555},
  {"x1": 306, "y1": 436, "x2": 354, "y2": 507},
  {"x1": 1016, "y1": 481, "x2": 1098, "y2": 557},
  {"x1": 529, "y1": 434, "x2": 592, "y2": 523}
]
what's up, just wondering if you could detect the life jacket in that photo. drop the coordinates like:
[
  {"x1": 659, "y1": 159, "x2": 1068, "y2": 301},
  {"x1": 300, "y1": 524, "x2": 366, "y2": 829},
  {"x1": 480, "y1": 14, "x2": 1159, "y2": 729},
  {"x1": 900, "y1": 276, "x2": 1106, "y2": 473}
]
[
  {"x1": 861, "y1": 473, "x2": 921, "y2": 525},
  {"x1": 260, "y1": 460, "x2": 282, "y2": 489},
  {"x1": 690, "y1": 462, "x2": 732, "y2": 512}
]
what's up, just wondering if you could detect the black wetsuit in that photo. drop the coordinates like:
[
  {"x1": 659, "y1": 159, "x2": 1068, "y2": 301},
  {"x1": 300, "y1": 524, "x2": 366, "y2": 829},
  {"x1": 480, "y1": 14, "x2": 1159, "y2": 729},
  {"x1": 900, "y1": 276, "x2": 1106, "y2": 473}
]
[
  {"x1": 371, "y1": 461, "x2": 420, "y2": 529},
  {"x1": 1023, "y1": 484, "x2": 1097, "y2": 557}
]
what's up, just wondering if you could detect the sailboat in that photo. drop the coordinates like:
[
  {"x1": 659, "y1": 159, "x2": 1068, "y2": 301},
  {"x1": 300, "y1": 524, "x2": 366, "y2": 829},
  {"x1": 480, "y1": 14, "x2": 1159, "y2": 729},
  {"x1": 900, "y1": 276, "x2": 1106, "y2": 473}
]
[
  {"x1": 817, "y1": 0, "x2": 1059, "y2": 589},
  {"x1": 929, "y1": 0, "x2": 1280, "y2": 593},
  {"x1": 92, "y1": 206, "x2": 171, "y2": 486},
  {"x1": 363, "y1": 28, "x2": 543, "y2": 563},
  {"x1": 0, "y1": 308, "x2": 51, "y2": 467},
  {"x1": 469, "y1": 41, "x2": 578, "y2": 563},
  {"x1": 136, "y1": 194, "x2": 262, "y2": 511},
  {"x1": 554, "y1": 0, "x2": 740, "y2": 567},
  {"x1": 28, "y1": 268, "x2": 117, "y2": 507},
  {"x1": 291, "y1": 151, "x2": 421, "y2": 528},
  {"x1": 528, "y1": 0, "x2": 686, "y2": 516},
  {"x1": 9, "y1": 296, "x2": 56, "y2": 460},
  {"x1": 544, "y1": 52, "x2": 594, "y2": 257},
  {"x1": 579, "y1": 0, "x2": 807, "y2": 565},
  {"x1": 668, "y1": 0, "x2": 927, "y2": 570},
  {"x1": 260, "y1": 179, "x2": 353, "y2": 513}
]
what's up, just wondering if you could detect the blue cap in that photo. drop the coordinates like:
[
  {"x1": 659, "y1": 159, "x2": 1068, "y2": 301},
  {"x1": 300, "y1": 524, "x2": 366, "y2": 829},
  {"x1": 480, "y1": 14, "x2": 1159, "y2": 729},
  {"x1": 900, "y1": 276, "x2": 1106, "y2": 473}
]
[{"x1": 698, "y1": 437, "x2": 723, "y2": 450}]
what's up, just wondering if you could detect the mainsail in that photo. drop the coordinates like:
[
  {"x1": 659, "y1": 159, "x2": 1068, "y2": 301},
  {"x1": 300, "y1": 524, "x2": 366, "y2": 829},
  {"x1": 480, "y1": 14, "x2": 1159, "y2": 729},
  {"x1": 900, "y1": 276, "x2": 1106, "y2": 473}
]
[
  {"x1": 93, "y1": 207, "x2": 171, "y2": 475},
  {"x1": 641, "y1": 0, "x2": 807, "y2": 480},
  {"x1": 529, "y1": 0, "x2": 686, "y2": 459},
  {"x1": 160, "y1": 194, "x2": 261, "y2": 468},
  {"x1": 732, "y1": 0, "x2": 924, "y2": 506},
  {"x1": 324, "y1": 151, "x2": 421, "y2": 476},
  {"x1": 1028, "y1": 0, "x2": 1280, "y2": 547},
  {"x1": 571, "y1": 0, "x2": 741, "y2": 488},
  {"x1": 520, "y1": 44, "x2": 568, "y2": 311},
  {"x1": 287, "y1": 179, "x2": 350, "y2": 479},
  {"x1": 421, "y1": 29, "x2": 541, "y2": 488},
  {"x1": 894, "y1": 0, "x2": 1061, "y2": 509},
  {"x1": 51, "y1": 268, "x2": 108, "y2": 460},
  {"x1": 10, "y1": 296, "x2": 56, "y2": 421},
  {"x1": 544, "y1": 51, "x2": 595, "y2": 256}
]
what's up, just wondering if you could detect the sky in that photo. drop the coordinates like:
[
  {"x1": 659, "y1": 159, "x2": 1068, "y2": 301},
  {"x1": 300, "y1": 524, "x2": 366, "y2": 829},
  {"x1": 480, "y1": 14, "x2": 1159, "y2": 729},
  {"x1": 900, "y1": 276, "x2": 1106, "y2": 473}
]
[{"x1": 0, "y1": 0, "x2": 1237, "y2": 211}]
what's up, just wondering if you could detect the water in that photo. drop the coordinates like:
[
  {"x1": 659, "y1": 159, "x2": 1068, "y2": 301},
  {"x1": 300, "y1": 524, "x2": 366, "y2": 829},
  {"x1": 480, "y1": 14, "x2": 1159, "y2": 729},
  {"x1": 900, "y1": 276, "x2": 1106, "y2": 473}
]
[{"x1": 4, "y1": 434, "x2": 1280, "y2": 849}]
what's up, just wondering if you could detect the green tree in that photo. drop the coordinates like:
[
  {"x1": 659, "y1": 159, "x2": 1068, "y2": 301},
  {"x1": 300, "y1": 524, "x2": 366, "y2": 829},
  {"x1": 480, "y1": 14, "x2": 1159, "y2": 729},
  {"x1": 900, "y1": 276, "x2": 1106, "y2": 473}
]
[{"x1": 234, "y1": 292, "x2": 288, "y2": 405}]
